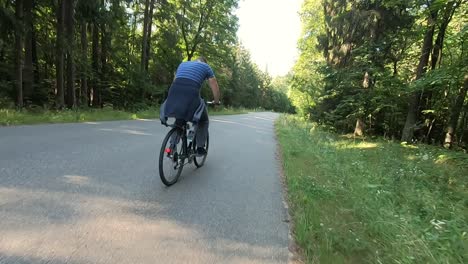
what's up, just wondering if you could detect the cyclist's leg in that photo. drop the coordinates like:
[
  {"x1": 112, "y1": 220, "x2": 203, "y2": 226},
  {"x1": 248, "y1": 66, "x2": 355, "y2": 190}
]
[
  {"x1": 169, "y1": 119, "x2": 184, "y2": 146},
  {"x1": 196, "y1": 108, "x2": 209, "y2": 148}
]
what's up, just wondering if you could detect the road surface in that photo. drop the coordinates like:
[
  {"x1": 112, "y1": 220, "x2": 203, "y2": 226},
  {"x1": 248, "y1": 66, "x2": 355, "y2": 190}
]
[{"x1": 0, "y1": 112, "x2": 289, "y2": 264}]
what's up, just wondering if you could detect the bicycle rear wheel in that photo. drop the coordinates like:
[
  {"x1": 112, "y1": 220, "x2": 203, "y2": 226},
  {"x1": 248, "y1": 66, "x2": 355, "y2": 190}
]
[
  {"x1": 159, "y1": 128, "x2": 185, "y2": 186},
  {"x1": 193, "y1": 132, "x2": 209, "y2": 168}
]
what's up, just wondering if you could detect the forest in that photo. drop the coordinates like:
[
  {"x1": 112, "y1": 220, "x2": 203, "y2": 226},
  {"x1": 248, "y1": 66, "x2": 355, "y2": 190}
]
[
  {"x1": 1, "y1": 0, "x2": 467, "y2": 148},
  {"x1": 0, "y1": 0, "x2": 293, "y2": 114},
  {"x1": 290, "y1": 0, "x2": 467, "y2": 148}
]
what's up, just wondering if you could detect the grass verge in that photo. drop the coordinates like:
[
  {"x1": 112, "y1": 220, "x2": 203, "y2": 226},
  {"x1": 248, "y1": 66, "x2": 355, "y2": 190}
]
[
  {"x1": 275, "y1": 115, "x2": 467, "y2": 264},
  {"x1": 0, "y1": 107, "x2": 251, "y2": 126}
]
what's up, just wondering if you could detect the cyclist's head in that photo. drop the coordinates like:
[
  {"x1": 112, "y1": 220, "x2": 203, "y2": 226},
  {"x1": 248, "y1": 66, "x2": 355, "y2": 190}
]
[{"x1": 196, "y1": 56, "x2": 207, "y2": 63}]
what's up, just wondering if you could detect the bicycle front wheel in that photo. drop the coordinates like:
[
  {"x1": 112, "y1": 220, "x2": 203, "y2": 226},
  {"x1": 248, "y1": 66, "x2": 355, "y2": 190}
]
[{"x1": 159, "y1": 128, "x2": 185, "y2": 186}]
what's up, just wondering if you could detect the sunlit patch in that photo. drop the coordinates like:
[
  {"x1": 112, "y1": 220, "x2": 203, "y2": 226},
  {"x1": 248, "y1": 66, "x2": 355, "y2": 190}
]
[
  {"x1": 84, "y1": 122, "x2": 100, "y2": 125},
  {"x1": 99, "y1": 128, "x2": 153, "y2": 136},
  {"x1": 406, "y1": 155, "x2": 417, "y2": 161},
  {"x1": 254, "y1": 116, "x2": 276, "y2": 121},
  {"x1": 340, "y1": 134, "x2": 355, "y2": 139},
  {"x1": 435, "y1": 155, "x2": 451, "y2": 164},
  {"x1": 337, "y1": 142, "x2": 379, "y2": 149},
  {"x1": 122, "y1": 129, "x2": 153, "y2": 136},
  {"x1": 0, "y1": 187, "x2": 23, "y2": 205},
  {"x1": 63, "y1": 175, "x2": 90, "y2": 185},
  {"x1": 356, "y1": 143, "x2": 378, "y2": 149},
  {"x1": 211, "y1": 118, "x2": 270, "y2": 132},
  {"x1": 400, "y1": 142, "x2": 419, "y2": 149},
  {"x1": 211, "y1": 118, "x2": 240, "y2": 125}
]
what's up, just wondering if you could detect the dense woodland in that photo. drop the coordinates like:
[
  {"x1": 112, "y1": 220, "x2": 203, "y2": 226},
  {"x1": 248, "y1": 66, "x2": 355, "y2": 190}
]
[
  {"x1": 0, "y1": 0, "x2": 293, "y2": 112},
  {"x1": 2, "y1": 0, "x2": 467, "y2": 148},
  {"x1": 290, "y1": 0, "x2": 467, "y2": 148}
]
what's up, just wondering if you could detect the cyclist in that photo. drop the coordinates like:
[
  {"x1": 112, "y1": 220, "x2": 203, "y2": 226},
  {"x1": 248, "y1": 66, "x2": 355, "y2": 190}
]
[{"x1": 160, "y1": 56, "x2": 220, "y2": 156}]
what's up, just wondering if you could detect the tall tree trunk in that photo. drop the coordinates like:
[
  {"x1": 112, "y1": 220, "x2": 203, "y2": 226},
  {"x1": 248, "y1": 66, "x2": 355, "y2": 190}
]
[
  {"x1": 23, "y1": 0, "x2": 34, "y2": 103},
  {"x1": 392, "y1": 60, "x2": 398, "y2": 76},
  {"x1": 444, "y1": 74, "x2": 468, "y2": 147},
  {"x1": 0, "y1": 39, "x2": 5, "y2": 63},
  {"x1": 354, "y1": 118, "x2": 365, "y2": 137},
  {"x1": 460, "y1": 109, "x2": 468, "y2": 146},
  {"x1": 100, "y1": 25, "x2": 108, "y2": 107},
  {"x1": 431, "y1": 0, "x2": 460, "y2": 70},
  {"x1": 91, "y1": 22, "x2": 100, "y2": 107},
  {"x1": 323, "y1": 1, "x2": 331, "y2": 64},
  {"x1": 15, "y1": 0, "x2": 24, "y2": 108},
  {"x1": 140, "y1": 0, "x2": 150, "y2": 70},
  {"x1": 131, "y1": 0, "x2": 138, "y2": 59},
  {"x1": 401, "y1": 11, "x2": 438, "y2": 142},
  {"x1": 65, "y1": 0, "x2": 75, "y2": 108},
  {"x1": 80, "y1": 22, "x2": 88, "y2": 107},
  {"x1": 32, "y1": 21, "x2": 39, "y2": 84},
  {"x1": 43, "y1": 23, "x2": 51, "y2": 81},
  {"x1": 144, "y1": 0, "x2": 156, "y2": 71},
  {"x1": 56, "y1": 0, "x2": 65, "y2": 108}
]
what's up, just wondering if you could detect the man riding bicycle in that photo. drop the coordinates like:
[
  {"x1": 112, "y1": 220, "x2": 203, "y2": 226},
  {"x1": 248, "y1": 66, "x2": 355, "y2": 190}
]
[{"x1": 160, "y1": 56, "x2": 220, "y2": 156}]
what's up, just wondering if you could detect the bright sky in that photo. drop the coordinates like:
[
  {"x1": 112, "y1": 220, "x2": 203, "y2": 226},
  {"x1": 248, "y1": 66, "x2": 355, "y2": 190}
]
[{"x1": 236, "y1": 0, "x2": 303, "y2": 77}]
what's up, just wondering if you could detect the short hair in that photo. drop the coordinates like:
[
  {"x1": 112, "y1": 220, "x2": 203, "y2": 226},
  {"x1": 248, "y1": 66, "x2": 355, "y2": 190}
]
[{"x1": 196, "y1": 56, "x2": 207, "y2": 63}]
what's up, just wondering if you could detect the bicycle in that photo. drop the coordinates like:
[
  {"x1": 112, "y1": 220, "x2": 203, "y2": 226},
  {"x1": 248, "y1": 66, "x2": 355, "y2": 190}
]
[{"x1": 158, "y1": 101, "x2": 218, "y2": 186}]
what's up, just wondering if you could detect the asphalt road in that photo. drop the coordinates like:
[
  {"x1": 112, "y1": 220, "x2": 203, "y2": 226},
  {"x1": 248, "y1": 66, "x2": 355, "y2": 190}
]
[{"x1": 0, "y1": 112, "x2": 289, "y2": 264}]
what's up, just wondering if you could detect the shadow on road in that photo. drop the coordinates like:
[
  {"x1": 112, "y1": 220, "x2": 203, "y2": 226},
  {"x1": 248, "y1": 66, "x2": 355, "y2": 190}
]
[{"x1": 0, "y1": 113, "x2": 287, "y2": 264}]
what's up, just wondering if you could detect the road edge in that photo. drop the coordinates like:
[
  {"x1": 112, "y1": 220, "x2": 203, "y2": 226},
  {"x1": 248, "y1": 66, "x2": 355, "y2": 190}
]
[{"x1": 273, "y1": 116, "x2": 305, "y2": 264}]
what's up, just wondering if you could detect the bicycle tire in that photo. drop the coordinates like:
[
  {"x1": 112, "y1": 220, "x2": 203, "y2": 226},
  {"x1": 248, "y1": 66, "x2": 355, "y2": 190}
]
[
  {"x1": 159, "y1": 128, "x2": 185, "y2": 186},
  {"x1": 193, "y1": 132, "x2": 209, "y2": 168}
]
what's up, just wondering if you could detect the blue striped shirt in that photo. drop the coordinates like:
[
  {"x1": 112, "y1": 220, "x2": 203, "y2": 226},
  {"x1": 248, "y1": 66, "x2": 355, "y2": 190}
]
[{"x1": 175, "y1": 61, "x2": 215, "y2": 86}]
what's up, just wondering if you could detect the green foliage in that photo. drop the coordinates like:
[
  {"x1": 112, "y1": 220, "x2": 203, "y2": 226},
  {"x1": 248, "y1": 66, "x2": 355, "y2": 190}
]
[
  {"x1": 289, "y1": 0, "x2": 468, "y2": 145},
  {"x1": 276, "y1": 115, "x2": 468, "y2": 263},
  {"x1": 0, "y1": 0, "x2": 293, "y2": 114}
]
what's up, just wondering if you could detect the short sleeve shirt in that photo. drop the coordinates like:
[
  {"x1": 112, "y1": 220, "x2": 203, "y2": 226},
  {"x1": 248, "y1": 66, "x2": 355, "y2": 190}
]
[{"x1": 175, "y1": 61, "x2": 215, "y2": 86}]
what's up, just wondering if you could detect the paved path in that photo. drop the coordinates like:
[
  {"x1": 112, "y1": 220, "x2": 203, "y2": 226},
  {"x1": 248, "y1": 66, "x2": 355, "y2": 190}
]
[{"x1": 0, "y1": 112, "x2": 289, "y2": 264}]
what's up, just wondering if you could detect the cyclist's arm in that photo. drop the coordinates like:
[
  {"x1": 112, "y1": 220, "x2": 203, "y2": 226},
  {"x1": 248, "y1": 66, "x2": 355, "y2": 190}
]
[{"x1": 208, "y1": 77, "x2": 220, "y2": 104}]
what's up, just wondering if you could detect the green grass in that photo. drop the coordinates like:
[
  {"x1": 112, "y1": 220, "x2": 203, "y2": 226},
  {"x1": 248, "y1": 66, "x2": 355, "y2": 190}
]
[
  {"x1": 0, "y1": 107, "x2": 251, "y2": 126},
  {"x1": 275, "y1": 115, "x2": 468, "y2": 264}
]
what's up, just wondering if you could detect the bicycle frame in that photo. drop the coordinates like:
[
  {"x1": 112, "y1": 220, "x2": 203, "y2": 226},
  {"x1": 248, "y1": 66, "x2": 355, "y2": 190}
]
[{"x1": 168, "y1": 121, "x2": 199, "y2": 165}]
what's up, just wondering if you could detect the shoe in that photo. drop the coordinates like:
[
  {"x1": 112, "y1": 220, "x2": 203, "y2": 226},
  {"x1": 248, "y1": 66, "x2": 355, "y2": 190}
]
[{"x1": 196, "y1": 147, "x2": 207, "y2": 157}]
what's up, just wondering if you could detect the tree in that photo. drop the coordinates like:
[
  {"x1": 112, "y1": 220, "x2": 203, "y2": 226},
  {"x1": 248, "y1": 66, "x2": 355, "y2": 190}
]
[
  {"x1": 291, "y1": 0, "x2": 467, "y2": 145},
  {"x1": 445, "y1": 74, "x2": 468, "y2": 147},
  {"x1": 91, "y1": 19, "x2": 100, "y2": 107},
  {"x1": 401, "y1": 0, "x2": 463, "y2": 142},
  {"x1": 401, "y1": 6, "x2": 438, "y2": 142},
  {"x1": 23, "y1": 0, "x2": 35, "y2": 103},
  {"x1": 176, "y1": 0, "x2": 215, "y2": 61},
  {"x1": 15, "y1": 0, "x2": 23, "y2": 107},
  {"x1": 174, "y1": 0, "x2": 238, "y2": 61},
  {"x1": 141, "y1": 0, "x2": 156, "y2": 71},
  {"x1": 1, "y1": 0, "x2": 292, "y2": 114},
  {"x1": 431, "y1": 0, "x2": 462, "y2": 70},
  {"x1": 79, "y1": 22, "x2": 88, "y2": 106},
  {"x1": 55, "y1": 0, "x2": 65, "y2": 108},
  {"x1": 65, "y1": 0, "x2": 75, "y2": 108}
]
